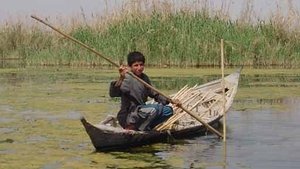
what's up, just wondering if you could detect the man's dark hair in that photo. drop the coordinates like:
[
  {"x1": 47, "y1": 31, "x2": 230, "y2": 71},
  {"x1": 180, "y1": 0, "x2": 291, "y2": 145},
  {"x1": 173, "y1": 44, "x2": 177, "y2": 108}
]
[{"x1": 127, "y1": 51, "x2": 145, "y2": 66}]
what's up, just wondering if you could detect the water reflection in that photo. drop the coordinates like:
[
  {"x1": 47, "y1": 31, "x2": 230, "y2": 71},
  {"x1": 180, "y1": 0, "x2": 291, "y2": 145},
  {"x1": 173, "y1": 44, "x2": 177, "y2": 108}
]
[
  {"x1": 1, "y1": 68, "x2": 300, "y2": 90},
  {"x1": 225, "y1": 98, "x2": 300, "y2": 169},
  {"x1": 151, "y1": 73, "x2": 300, "y2": 90},
  {"x1": 241, "y1": 73, "x2": 300, "y2": 87},
  {"x1": 235, "y1": 97, "x2": 297, "y2": 106},
  {"x1": 104, "y1": 143, "x2": 191, "y2": 168}
]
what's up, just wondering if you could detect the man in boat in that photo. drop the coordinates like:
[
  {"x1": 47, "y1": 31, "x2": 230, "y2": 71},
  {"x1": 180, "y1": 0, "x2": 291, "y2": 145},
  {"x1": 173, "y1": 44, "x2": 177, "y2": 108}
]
[{"x1": 109, "y1": 51, "x2": 173, "y2": 131}]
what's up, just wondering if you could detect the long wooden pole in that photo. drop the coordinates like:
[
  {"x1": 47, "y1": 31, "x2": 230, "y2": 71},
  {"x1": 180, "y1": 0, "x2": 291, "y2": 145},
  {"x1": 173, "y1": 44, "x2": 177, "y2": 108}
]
[
  {"x1": 31, "y1": 15, "x2": 223, "y2": 138},
  {"x1": 30, "y1": 15, "x2": 119, "y2": 68},
  {"x1": 221, "y1": 39, "x2": 226, "y2": 142},
  {"x1": 221, "y1": 39, "x2": 227, "y2": 168}
]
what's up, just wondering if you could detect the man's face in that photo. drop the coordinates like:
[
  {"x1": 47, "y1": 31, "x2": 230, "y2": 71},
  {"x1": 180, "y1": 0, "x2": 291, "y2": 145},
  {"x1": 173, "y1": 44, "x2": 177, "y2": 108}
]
[{"x1": 130, "y1": 61, "x2": 144, "y2": 76}]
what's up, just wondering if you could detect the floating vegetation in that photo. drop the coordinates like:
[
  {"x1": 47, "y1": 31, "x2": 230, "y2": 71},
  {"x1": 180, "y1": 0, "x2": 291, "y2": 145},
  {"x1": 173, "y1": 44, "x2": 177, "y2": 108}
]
[{"x1": 1, "y1": 0, "x2": 300, "y2": 68}]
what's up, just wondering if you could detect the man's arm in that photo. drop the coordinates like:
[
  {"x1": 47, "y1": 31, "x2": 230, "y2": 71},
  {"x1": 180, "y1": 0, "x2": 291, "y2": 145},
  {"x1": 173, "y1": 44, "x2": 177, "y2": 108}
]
[
  {"x1": 109, "y1": 65, "x2": 128, "y2": 97},
  {"x1": 109, "y1": 81, "x2": 122, "y2": 97}
]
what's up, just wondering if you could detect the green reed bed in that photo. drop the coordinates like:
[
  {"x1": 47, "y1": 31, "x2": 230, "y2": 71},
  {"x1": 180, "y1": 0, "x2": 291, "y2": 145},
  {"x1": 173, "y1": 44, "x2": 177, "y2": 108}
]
[{"x1": 1, "y1": 1, "x2": 300, "y2": 68}]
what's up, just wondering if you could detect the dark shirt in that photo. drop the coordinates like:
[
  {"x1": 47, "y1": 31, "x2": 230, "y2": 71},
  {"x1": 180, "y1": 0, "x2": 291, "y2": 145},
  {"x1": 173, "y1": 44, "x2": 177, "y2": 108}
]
[{"x1": 109, "y1": 73, "x2": 168, "y2": 128}]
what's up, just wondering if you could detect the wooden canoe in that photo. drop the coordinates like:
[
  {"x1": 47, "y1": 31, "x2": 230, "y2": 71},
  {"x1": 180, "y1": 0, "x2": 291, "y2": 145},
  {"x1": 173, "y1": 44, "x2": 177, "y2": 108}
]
[{"x1": 81, "y1": 68, "x2": 241, "y2": 151}]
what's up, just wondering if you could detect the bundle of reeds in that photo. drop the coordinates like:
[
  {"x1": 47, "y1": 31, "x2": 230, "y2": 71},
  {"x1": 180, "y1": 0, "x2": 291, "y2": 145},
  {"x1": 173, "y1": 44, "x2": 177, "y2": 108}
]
[{"x1": 155, "y1": 79, "x2": 236, "y2": 131}]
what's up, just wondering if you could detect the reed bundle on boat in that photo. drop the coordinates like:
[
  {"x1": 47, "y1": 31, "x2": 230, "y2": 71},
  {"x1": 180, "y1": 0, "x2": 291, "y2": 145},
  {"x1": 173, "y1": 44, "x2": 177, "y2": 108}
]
[{"x1": 155, "y1": 81, "x2": 235, "y2": 131}]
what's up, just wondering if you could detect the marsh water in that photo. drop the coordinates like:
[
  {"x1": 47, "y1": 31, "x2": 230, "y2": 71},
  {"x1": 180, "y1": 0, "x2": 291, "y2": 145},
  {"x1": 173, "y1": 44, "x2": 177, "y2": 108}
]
[{"x1": 0, "y1": 67, "x2": 300, "y2": 169}]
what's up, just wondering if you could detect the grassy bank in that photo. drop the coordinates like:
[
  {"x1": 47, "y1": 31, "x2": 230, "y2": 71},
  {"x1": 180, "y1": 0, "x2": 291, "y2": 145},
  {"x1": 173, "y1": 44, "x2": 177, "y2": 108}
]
[{"x1": 1, "y1": 0, "x2": 300, "y2": 68}]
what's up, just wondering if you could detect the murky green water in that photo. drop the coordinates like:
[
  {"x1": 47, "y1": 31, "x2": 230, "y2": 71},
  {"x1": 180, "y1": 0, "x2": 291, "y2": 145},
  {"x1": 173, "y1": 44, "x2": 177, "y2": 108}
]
[{"x1": 0, "y1": 67, "x2": 300, "y2": 169}]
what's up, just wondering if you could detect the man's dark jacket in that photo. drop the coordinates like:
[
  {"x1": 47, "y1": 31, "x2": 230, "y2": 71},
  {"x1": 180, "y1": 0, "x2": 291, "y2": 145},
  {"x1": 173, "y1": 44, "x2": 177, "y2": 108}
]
[{"x1": 109, "y1": 73, "x2": 168, "y2": 128}]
